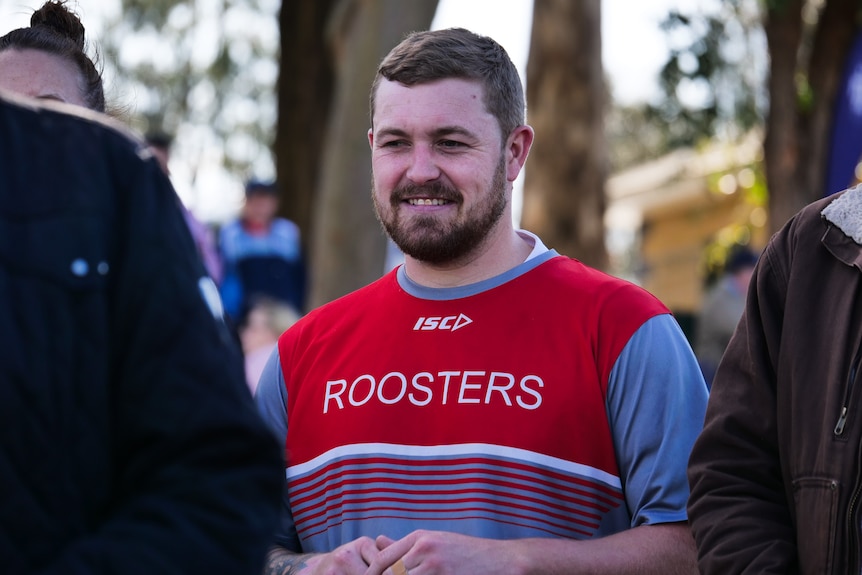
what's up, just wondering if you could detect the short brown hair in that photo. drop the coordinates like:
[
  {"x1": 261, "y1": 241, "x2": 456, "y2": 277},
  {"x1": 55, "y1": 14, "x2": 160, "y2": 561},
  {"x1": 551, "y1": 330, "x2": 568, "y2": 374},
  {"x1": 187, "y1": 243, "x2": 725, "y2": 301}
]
[{"x1": 369, "y1": 27, "x2": 525, "y2": 141}]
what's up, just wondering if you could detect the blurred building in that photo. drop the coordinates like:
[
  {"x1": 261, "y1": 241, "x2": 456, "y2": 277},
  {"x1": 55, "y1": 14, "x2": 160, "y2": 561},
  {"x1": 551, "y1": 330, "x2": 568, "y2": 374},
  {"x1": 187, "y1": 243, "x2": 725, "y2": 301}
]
[{"x1": 604, "y1": 131, "x2": 768, "y2": 340}]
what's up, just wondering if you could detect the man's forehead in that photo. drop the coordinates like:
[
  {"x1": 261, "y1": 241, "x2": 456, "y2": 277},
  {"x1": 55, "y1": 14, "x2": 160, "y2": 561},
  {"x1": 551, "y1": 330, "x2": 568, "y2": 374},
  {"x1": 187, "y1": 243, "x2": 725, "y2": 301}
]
[
  {"x1": 373, "y1": 78, "x2": 494, "y2": 132},
  {"x1": 376, "y1": 77, "x2": 486, "y2": 108}
]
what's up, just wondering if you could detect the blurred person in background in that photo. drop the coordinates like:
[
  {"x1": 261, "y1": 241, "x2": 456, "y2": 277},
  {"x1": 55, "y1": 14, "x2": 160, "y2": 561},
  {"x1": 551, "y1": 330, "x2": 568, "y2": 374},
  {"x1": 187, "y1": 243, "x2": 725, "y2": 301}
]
[
  {"x1": 145, "y1": 131, "x2": 224, "y2": 284},
  {"x1": 219, "y1": 179, "x2": 307, "y2": 324},
  {"x1": 239, "y1": 296, "x2": 301, "y2": 394},
  {"x1": 694, "y1": 245, "x2": 759, "y2": 388}
]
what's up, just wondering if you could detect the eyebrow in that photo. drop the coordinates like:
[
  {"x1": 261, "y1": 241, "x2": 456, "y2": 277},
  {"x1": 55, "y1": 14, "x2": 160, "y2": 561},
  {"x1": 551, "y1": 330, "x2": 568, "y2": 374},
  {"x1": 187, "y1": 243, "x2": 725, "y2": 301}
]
[{"x1": 375, "y1": 125, "x2": 479, "y2": 140}]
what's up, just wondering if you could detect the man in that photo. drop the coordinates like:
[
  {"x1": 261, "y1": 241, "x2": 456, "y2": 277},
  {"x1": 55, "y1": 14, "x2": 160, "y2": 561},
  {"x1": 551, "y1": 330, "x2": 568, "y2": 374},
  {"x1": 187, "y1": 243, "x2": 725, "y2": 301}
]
[
  {"x1": 687, "y1": 185, "x2": 862, "y2": 573},
  {"x1": 256, "y1": 28, "x2": 707, "y2": 575},
  {"x1": 0, "y1": 91, "x2": 283, "y2": 574}
]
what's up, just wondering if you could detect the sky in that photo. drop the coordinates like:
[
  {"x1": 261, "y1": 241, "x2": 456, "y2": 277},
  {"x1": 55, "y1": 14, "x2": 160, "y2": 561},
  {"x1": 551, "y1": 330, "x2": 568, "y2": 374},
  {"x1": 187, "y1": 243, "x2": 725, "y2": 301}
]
[
  {"x1": 0, "y1": 0, "x2": 709, "y2": 103},
  {"x1": 431, "y1": 0, "x2": 717, "y2": 222},
  {"x1": 433, "y1": 0, "x2": 718, "y2": 105},
  {"x1": 0, "y1": 0, "x2": 717, "y2": 220}
]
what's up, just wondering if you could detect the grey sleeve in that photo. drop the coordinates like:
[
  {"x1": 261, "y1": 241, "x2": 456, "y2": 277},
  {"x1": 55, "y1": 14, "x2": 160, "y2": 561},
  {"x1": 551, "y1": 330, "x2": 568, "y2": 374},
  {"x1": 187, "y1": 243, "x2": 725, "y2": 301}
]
[
  {"x1": 254, "y1": 347, "x2": 302, "y2": 551},
  {"x1": 255, "y1": 347, "x2": 289, "y2": 448}
]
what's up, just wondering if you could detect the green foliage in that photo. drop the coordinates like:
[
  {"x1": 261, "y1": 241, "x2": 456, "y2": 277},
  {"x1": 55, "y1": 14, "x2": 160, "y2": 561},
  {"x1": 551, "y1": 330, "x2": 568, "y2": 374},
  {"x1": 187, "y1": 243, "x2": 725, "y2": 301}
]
[
  {"x1": 100, "y1": 0, "x2": 280, "y2": 201},
  {"x1": 608, "y1": 0, "x2": 767, "y2": 170},
  {"x1": 658, "y1": 3, "x2": 764, "y2": 142},
  {"x1": 763, "y1": 0, "x2": 795, "y2": 13},
  {"x1": 605, "y1": 103, "x2": 676, "y2": 171},
  {"x1": 795, "y1": 68, "x2": 815, "y2": 114},
  {"x1": 702, "y1": 161, "x2": 768, "y2": 284}
]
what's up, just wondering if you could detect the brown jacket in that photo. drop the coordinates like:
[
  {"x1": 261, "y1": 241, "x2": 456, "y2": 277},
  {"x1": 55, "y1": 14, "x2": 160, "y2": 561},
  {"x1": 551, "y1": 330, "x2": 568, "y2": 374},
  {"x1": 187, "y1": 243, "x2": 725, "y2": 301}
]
[{"x1": 688, "y1": 187, "x2": 862, "y2": 574}]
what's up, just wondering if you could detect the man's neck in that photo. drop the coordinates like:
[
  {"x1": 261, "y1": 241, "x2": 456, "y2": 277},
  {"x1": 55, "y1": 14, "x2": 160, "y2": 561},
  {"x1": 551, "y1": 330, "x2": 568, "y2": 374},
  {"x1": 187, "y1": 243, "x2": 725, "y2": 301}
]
[{"x1": 402, "y1": 228, "x2": 534, "y2": 288}]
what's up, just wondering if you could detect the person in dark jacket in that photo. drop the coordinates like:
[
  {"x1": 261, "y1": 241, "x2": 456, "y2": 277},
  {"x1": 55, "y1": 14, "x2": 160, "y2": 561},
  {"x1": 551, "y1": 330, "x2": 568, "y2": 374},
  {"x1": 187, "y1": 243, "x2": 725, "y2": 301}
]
[
  {"x1": 0, "y1": 91, "x2": 283, "y2": 575},
  {"x1": 687, "y1": 184, "x2": 862, "y2": 573}
]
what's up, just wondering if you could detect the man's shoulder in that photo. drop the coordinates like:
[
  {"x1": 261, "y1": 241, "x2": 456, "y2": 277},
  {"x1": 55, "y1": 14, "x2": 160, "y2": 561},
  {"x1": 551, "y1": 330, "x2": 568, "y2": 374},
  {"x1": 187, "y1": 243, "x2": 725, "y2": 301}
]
[{"x1": 539, "y1": 255, "x2": 668, "y2": 310}]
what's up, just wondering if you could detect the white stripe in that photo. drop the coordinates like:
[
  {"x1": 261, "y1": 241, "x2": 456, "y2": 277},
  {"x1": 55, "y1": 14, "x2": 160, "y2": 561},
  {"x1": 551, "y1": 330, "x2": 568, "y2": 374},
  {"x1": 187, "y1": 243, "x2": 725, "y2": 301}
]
[{"x1": 287, "y1": 442, "x2": 621, "y2": 490}]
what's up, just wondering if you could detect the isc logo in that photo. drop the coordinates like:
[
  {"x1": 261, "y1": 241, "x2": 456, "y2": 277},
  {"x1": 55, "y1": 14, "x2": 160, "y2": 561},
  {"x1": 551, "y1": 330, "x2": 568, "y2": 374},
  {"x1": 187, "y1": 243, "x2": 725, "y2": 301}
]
[{"x1": 413, "y1": 313, "x2": 473, "y2": 332}]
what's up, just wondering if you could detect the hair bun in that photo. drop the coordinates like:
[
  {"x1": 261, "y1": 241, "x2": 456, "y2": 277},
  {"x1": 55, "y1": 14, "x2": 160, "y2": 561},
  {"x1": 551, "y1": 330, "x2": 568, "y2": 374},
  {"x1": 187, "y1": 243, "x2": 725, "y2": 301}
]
[{"x1": 30, "y1": 1, "x2": 85, "y2": 50}]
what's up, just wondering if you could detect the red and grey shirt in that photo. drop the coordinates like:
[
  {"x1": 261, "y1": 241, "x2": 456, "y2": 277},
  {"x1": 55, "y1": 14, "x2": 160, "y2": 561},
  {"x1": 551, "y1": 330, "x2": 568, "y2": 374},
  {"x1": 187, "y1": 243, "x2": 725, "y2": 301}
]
[{"x1": 255, "y1": 232, "x2": 708, "y2": 551}]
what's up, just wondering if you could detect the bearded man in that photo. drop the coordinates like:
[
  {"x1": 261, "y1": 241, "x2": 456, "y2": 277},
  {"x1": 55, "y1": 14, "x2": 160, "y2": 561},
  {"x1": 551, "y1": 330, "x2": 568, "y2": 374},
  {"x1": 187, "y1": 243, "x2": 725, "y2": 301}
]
[{"x1": 255, "y1": 27, "x2": 708, "y2": 575}]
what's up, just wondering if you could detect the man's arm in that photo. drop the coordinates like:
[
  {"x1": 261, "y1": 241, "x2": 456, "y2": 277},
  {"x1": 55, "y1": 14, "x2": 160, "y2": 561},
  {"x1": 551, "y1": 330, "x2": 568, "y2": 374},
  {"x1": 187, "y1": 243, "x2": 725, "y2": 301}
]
[
  {"x1": 265, "y1": 539, "x2": 381, "y2": 575},
  {"x1": 516, "y1": 523, "x2": 697, "y2": 574},
  {"x1": 366, "y1": 523, "x2": 696, "y2": 575},
  {"x1": 265, "y1": 547, "x2": 317, "y2": 575},
  {"x1": 607, "y1": 315, "x2": 709, "y2": 527}
]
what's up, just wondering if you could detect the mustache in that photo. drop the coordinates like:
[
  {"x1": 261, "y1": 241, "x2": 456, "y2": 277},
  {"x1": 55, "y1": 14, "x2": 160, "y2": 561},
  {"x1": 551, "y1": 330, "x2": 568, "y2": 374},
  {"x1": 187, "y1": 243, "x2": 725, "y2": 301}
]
[{"x1": 390, "y1": 182, "x2": 462, "y2": 204}]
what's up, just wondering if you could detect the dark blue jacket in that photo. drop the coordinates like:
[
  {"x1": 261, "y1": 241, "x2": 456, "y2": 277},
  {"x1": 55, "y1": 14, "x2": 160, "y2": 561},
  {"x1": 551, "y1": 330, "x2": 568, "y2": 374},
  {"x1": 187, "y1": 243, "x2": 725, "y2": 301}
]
[{"x1": 0, "y1": 94, "x2": 283, "y2": 575}]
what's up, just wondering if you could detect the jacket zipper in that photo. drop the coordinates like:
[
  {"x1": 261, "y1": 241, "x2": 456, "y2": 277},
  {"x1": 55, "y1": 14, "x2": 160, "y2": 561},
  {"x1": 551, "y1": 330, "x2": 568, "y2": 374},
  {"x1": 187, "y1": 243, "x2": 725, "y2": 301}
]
[{"x1": 834, "y1": 345, "x2": 862, "y2": 436}]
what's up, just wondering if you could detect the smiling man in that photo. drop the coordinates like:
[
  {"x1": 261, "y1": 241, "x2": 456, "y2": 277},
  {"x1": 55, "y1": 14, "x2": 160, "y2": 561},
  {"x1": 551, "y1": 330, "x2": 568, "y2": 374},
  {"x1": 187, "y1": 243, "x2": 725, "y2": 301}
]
[{"x1": 255, "y1": 27, "x2": 708, "y2": 575}]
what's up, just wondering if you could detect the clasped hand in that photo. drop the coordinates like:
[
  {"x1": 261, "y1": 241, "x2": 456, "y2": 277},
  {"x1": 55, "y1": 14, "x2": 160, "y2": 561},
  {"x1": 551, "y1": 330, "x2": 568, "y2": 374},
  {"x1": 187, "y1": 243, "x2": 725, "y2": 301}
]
[{"x1": 303, "y1": 530, "x2": 518, "y2": 575}]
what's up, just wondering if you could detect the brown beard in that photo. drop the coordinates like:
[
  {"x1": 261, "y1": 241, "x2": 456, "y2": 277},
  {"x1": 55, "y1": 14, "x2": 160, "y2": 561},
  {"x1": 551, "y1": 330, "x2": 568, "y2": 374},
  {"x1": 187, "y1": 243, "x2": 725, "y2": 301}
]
[{"x1": 373, "y1": 155, "x2": 508, "y2": 265}]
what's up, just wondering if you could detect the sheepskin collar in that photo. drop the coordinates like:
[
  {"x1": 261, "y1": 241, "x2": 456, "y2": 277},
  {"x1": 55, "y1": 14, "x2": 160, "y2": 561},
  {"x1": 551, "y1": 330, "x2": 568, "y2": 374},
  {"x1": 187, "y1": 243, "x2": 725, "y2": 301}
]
[{"x1": 822, "y1": 184, "x2": 862, "y2": 245}]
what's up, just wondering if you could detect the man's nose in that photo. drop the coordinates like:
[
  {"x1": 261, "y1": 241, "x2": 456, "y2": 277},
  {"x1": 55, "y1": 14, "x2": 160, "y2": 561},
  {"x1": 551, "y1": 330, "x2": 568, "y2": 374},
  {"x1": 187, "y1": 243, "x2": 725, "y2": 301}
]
[{"x1": 405, "y1": 146, "x2": 441, "y2": 184}]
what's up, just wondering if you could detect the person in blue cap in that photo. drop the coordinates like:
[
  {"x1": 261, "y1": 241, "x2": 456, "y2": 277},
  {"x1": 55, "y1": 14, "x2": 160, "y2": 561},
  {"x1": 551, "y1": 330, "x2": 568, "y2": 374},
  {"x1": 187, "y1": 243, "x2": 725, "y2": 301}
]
[{"x1": 219, "y1": 178, "x2": 307, "y2": 324}]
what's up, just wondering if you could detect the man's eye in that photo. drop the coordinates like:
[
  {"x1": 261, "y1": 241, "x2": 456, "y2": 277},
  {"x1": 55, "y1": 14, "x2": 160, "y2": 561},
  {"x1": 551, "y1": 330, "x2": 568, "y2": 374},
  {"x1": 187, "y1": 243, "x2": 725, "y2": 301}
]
[
  {"x1": 381, "y1": 140, "x2": 406, "y2": 148},
  {"x1": 439, "y1": 140, "x2": 464, "y2": 149}
]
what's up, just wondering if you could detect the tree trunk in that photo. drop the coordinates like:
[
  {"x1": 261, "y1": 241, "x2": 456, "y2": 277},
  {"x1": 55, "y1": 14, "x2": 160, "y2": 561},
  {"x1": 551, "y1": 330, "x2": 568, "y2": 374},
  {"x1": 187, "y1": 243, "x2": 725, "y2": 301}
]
[
  {"x1": 276, "y1": 0, "x2": 337, "y2": 244},
  {"x1": 308, "y1": 0, "x2": 438, "y2": 309},
  {"x1": 522, "y1": 0, "x2": 608, "y2": 270},
  {"x1": 763, "y1": 0, "x2": 858, "y2": 232}
]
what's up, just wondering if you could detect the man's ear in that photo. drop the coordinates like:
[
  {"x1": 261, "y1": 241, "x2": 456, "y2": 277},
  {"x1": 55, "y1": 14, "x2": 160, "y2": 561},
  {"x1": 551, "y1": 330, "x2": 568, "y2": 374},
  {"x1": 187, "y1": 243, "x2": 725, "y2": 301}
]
[{"x1": 505, "y1": 124, "x2": 534, "y2": 182}]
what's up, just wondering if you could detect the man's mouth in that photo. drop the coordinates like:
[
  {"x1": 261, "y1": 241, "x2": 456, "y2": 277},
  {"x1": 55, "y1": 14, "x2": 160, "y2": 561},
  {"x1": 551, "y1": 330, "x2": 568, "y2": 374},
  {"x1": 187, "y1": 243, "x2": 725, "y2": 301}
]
[{"x1": 407, "y1": 198, "x2": 451, "y2": 206}]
